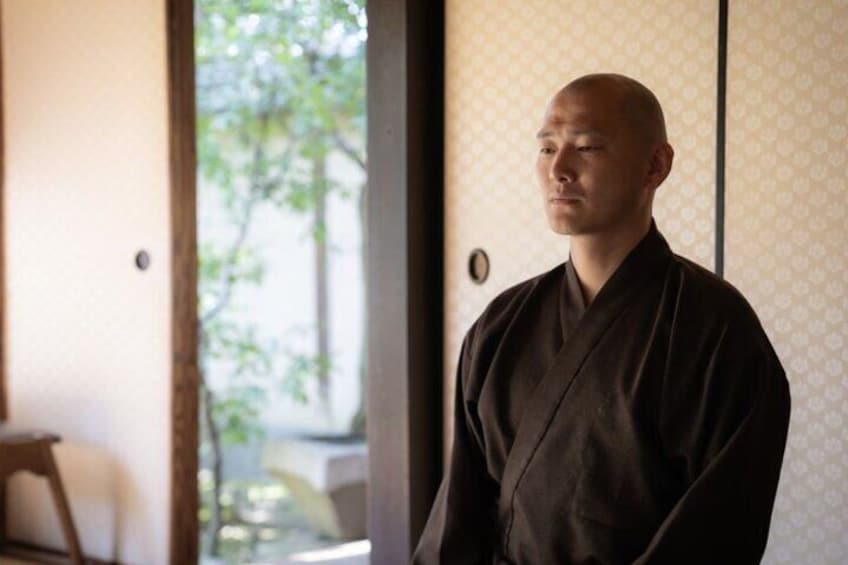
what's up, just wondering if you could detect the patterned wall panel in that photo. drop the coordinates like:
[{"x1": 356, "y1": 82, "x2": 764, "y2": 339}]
[
  {"x1": 444, "y1": 0, "x2": 718, "y2": 450},
  {"x1": 726, "y1": 1, "x2": 848, "y2": 563},
  {"x1": 2, "y1": 1, "x2": 171, "y2": 563}
]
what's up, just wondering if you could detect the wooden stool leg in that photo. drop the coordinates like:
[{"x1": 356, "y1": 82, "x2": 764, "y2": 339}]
[
  {"x1": 0, "y1": 481, "x2": 6, "y2": 549},
  {"x1": 40, "y1": 442, "x2": 84, "y2": 565}
]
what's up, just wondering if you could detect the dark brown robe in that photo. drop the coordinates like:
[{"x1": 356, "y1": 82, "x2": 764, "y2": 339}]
[{"x1": 412, "y1": 221, "x2": 791, "y2": 565}]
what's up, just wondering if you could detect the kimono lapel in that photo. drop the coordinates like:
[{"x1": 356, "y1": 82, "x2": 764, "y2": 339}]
[
  {"x1": 560, "y1": 258, "x2": 586, "y2": 339},
  {"x1": 497, "y1": 222, "x2": 673, "y2": 550}
]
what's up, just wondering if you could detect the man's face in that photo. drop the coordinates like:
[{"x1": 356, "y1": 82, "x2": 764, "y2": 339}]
[{"x1": 535, "y1": 88, "x2": 654, "y2": 236}]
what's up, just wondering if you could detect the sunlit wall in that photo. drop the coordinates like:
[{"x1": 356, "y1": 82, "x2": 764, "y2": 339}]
[{"x1": 2, "y1": 1, "x2": 171, "y2": 562}]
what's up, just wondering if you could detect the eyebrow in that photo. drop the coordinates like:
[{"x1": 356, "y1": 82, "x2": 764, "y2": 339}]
[{"x1": 535, "y1": 128, "x2": 605, "y2": 139}]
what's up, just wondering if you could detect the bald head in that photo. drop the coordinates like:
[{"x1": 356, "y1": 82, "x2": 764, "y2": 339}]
[
  {"x1": 536, "y1": 72, "x2": 675, "y2": 238},
  {"x1": 553, "y1": 73, "x2": 668, "y2": 147}
]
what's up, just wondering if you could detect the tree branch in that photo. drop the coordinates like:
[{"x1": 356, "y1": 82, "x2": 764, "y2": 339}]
[
  {"x1": 201, "y1": 84, "x2": 288, "y2": 326},
  {"x1": 332, "y1": 130, "x2": 366, "y2": 171}
]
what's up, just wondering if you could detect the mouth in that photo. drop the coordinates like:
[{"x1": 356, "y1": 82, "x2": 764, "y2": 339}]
[{"x1": 549, "y1": 195, "x2": 584, "y2": 204}]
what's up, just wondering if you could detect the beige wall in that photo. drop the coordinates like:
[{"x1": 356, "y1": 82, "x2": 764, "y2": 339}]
[
  {"x1": 726, "y1": 1, "x2": 848, "y2": 563},
  {"x1": 2, "y1": 1, "x2": 171, "y2": 563},
  {"x1": 444, "y1": 1, "x2": 848, "y2": 563}
]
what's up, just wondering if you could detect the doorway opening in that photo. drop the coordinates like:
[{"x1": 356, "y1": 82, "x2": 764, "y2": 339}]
[{"x1": 194, "y1": 2, "x2": 368, "y2": 563}]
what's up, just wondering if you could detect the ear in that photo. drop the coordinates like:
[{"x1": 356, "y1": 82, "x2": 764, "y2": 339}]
[{"x1": 645, "y1": 142, "x2": 674, "y2": 191}]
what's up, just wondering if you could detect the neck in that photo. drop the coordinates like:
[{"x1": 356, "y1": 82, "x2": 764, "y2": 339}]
[{"x1": 569, "y1": 216, "x2": 652, "y2": 305}]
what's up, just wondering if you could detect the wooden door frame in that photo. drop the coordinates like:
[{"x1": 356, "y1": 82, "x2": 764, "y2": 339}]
[
  {"x1": 166, "y1": 0, "x2": 199, "y2": 563},
  {"x1": 366, "y1": 0, "x2": 445, "y2": 562},
  {"x1": 166, "y1": 0, "x2": 446, "y2": 563}
]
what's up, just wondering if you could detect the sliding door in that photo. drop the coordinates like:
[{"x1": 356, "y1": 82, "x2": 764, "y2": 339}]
[
  {"x1": 2, "y1": 1, "x2": 173, "y2": 562},
  {"x1": 726, "y1": 2, "x2": 848, "y2": 562}
]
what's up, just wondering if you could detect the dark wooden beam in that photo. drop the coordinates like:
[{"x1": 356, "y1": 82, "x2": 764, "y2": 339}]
[
  {"x1": 366, "y1": 0, "x2": 445, "y2": 562},
  {"x1": 165, "y1": 1, "x2": 199, "y2": 564},
  {"x1": 715, "y1": 0, "x2": 728, "y2": 277}
]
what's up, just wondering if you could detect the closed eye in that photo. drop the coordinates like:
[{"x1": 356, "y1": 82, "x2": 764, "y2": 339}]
[{"x1": 577, "y1": 145, "x2": 603, "y2": 152}]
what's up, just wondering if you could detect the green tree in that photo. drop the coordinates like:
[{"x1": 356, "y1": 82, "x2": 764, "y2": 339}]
[{"x1": 195, "y1": 0, "x2": 366, "y2": 557}]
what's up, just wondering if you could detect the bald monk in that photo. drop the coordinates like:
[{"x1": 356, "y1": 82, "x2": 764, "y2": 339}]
[{"x1": 412, "y1": 74, "x2": 791, "y2": 564}]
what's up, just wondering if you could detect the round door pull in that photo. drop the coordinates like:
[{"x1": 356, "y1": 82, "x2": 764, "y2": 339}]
[
  {"x1": 468, "y1": 248, "x2": 490, "y2": 284},
  {"x1": 135, "y1": 250, "x2": 151, "y2": 271}
]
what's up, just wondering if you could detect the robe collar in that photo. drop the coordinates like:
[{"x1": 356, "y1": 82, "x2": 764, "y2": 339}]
[{"x1": 560, "y1": 219, "x2": 672, "y2": 340}]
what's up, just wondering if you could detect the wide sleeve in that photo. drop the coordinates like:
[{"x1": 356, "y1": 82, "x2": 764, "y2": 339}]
[
  {"x1": 411, "y1": 325, "x2": 500, "y2": 565},
  {"x1": 634, "y1": 315, "x2": 791, "y2": 564}
]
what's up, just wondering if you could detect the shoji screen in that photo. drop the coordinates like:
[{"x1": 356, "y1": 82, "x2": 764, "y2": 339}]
[
  {"x1": 1, "y1": 1, "x2": 172, "y2": 562},
  {"x1": 443, "y1": 1, "x2": 848, "y2": 563},
  {"x1": 443, "y1": 0, "x2": 718, "y2": 448},
  {"x1": 726, "y1": 1, "x2": 848, "y2": 563}
]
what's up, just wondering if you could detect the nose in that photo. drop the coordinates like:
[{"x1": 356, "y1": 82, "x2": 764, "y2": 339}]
[{"x1": 550, "y1": 148, "x2": 576, "y2": 184}]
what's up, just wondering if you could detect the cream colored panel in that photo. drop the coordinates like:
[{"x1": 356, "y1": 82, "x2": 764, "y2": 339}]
[
  {"x1": 444, "y1": 1, "x2": 718, "y2": 447},
  {"x1": 726, "y1": 2, "x2": 848, "y2": 563},
  {"x1": 2, "y1": 1, "x2": 171, "y2": 563}
]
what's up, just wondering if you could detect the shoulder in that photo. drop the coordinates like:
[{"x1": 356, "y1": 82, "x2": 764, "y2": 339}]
[
  {"x1": 459, "y1": 263, "x2": 563, "y2": 358},
  {"x1": 472, "y1": 263, "x2": 561, "y2": 333},
  {"x1": 670, "y1": 254, "x2": 762, "y2": 329},
  {"x1": 667, "y1": 254, "x2": 780, "y2": 365},
  {"x1": 455, "y1": 263, "x2": 563, "y2": 395},
  {"x1": 661, "y1": 256, "x2": 789, "y2": 425}
]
